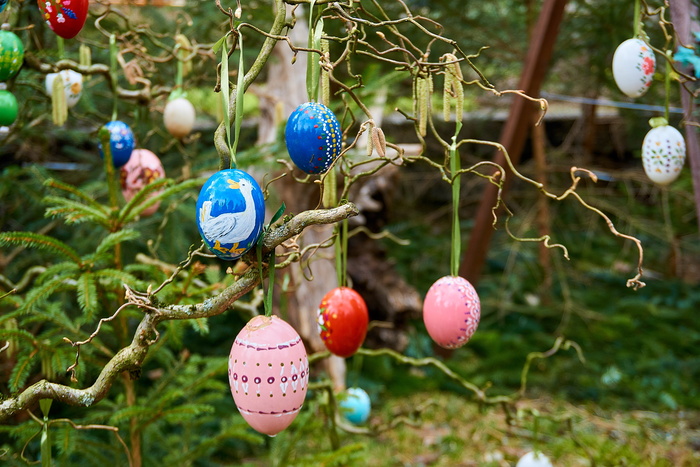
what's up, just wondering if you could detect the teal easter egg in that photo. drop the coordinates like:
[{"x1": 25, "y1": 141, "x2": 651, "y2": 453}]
[
  {"x1": 196, "y1": 169, "x2": 266, "y2": 260},
  {"x1": 0, "y1": 0, "x2": 8, "y2": 14},
  {"x1": 339, "y1": 387, "x2": 371, "y2": 425},
  {"x1": 0, "y1": 89, "x2": 17, "y2": 126},
  {"x1": 98, "y1": 121, "x2": 135, "y2": 168},
  {"x1": 0, "y1": 29, "x2": 24, "y2": 82},
  {"x1": 284, "y1": 102, "x2": 341, "y2": 174}
]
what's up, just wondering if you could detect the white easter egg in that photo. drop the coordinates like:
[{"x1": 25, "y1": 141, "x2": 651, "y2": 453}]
[
  {"x1": 516, "y1": 451, "x2": 553, "y2": 467},
  {"x1": 45, "y1": 70, "x2": 83, "y2": 108},
  {"x1": 612, "y1": 38, "x2": 655, "y2": 98},
  {"x1": 641, "y1": 124, "x2": 686, "y2": 185},
  {"x1": 163, "y1": 97, "x2": 196, "y2": 139}
]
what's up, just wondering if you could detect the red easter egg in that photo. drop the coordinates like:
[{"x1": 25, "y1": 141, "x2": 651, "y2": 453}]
[
  {"x1": 228, "y1": 315, "x2": 309, "y2": 436},
  {"x1": 422, "y1": 275, "x2": 480, "y2": 349},
  {"x1": 317, "y1": 287, "x2": 369, "y2": 358},
  {"x1": 119, "y1": 149, "x2": 166, "y2": 216},
  {"x1": 38, "y1": 0, "x2": 89, "y2": 39}
]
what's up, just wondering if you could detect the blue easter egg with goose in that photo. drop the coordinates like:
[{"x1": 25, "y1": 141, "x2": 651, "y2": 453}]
[
  {"x1": 285, "y1": 102, "x2": 341, "y2": 174},
  {"x1": 98, "y1": 120, "x2": 135, "y2": 168},
  {"x1": 196, "y1": 169, "x2": 266, "y2": 261}
]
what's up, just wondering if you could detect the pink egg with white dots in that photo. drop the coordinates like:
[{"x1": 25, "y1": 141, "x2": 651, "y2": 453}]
[
  {"x1": 228, "y1": 315, "x2": 309, "y2": 436},
  {"x1": 422, "y1": 275, "x2": 480, "y2": 349}
]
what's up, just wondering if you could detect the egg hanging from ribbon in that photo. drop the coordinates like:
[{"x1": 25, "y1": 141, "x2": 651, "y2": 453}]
[
  {"x1": 45, "y1": 70, "x2": 83, "y2": 108},
  {"x1": 339, "y1": 387, "x2": 371, "y2": 425},
  {"x1": 422, "y1": 275, "x2": 480, "y2": 350},
  {"x1": 228, "y1": 315, "x2": 309, "y2": 436},
  {"x1": 612, "y1": 38, "x2": 655, "y2": 98},
  {"x1": 641, "y1": 118, "x2": 686, "y2": 186},
  {"x1": 0, "y1": 88, "x2": 18, "y2": 126},
  {"x1": 317, "y1": 287, "x2": 369, "y2": 358},
  {"x1": 195, "y1": 169, "x2": 265, "y2": 261},
  {"x1": 120, "y1": 149, "x2": 166, "y2": 216},
  {"x1": 98, "y1": 120, "x2": 135, "y2": 168},
  {"x1": 163, "y1": 96, "x2": 196, "y2": 139},
  {"x1": 284, "y1": 102, "x2": 342, "y2": 174},
  {"x1": 0, "y1": 27, "x2": 24, "y2": 82},
  {"x1": 38, "y1": 0, "x2": 89, "y2": 39}
]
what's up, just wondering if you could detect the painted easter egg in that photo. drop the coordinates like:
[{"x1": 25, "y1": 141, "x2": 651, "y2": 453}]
[
  {"x1": 228, "y1": 315, "x2": 309, "y2": 436},
  {"x1": 38, "y1": 0, "x2": 89, "y2": 39},
  {"x1": 0, "y1": 0, "x2": 8, "y2": 13},
  {"x1": 284, "y1": 102, "x2": 342, "y2": 174},
  {"x1": 612, "y1": 38, "x2": 655, "y2": 98},
  {"x1": 641, "y1": 119, "x2": 686, "y2": 186},
  {"x1": 163, "y1": 96, "x2": 196, "y2": 139},
  {"x1": 45, "y1": 70, "x2": 82, "y2": 108},
  {"x1": 0, "y1": 88, "x2": 17, "y2": 126},
  {"x1": 195, "y1": 169, "x2": 265, "y2": 261},
  {"x1": 422, "y1": 275, "x2": 480, "y2": 350},
  {"x1": 0, "y1": 28, "x2": 24, "y2": 82},
  {"x1": 516, "y1": 451, "x2": 553, "y2": 467},
  {"x1": 339, "y1": 387, "x2": 371, "y2": 425},
  {"x1": 119, "y1": 149, "x2": 166, "y2": 216},
  {"x1": 98, "y1": 120, "x2": 135, "y2": 168},
  {"x1": 317, "y1": 287, "x2": 369, "y2": 358}
]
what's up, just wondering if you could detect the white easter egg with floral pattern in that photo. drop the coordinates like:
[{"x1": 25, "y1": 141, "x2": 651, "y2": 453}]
[
  {"x1": 642, "y1": 124, "x2": 686, "y2": 185},
  {"x1": 612, "y1": 38, "x2": 655, "y2": 98}
]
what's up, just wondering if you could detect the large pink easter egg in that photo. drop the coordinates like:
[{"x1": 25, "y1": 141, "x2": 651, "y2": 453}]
[
  {"x1": 119, "y1": 149, "x2": 165, "y2": 216},
  {"x1": 422, "y1": 275, "x2": 480, "y2": 349},
  {"x1": 228, "y1": 315, "x2": 309, "y2": 436}
]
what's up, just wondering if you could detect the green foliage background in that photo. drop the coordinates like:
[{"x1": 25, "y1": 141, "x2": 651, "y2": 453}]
[{"x1": 1, "y1": 0, "x2": 699, "y2": 466}]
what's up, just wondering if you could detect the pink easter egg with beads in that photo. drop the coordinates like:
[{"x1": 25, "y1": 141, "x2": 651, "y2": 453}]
[
  {"x1": 422, "y1": 275, "x2": 480, "y2": 349},
  {"x1": 228, "y1": 315, "x2": 309, "y2": 436}
]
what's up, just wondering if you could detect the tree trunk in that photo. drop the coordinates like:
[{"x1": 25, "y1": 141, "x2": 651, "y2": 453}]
[{"x1": 668, "y1": 0, "x2": 700, "y2": 234}]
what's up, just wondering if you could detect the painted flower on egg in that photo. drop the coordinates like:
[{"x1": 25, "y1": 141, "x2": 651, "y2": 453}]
[
  {"x1": 422, "y1": 275, "x2": 480, "y2": 350},
  {"x1": 284, "y1": 102, "x2": 342, "y2": 174},
  {"x1": 317, "y1": 287, "x2": 369, "y2": 358},
  {"x1": 228, "y1": 315, "x2": 309, "y2": 436},
  {"x1": 195, "y1": 169, "x2": 265, "y2": 261},
  {"x1": 612, "y1": 38, "x2": 655, "y2": 98}
]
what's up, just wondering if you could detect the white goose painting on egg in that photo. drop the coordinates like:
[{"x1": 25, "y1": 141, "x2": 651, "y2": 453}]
[{"x1": 196, "y1": 169, "x2": 266, "y2": 261}]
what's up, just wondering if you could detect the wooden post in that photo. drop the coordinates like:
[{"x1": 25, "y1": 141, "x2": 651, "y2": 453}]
[
  {"x1": 460, "y1": 0, "x2": 568, "y2": 285},
  {"x1": 668, "y1": 0, "x2": 700, "y2": 234}
]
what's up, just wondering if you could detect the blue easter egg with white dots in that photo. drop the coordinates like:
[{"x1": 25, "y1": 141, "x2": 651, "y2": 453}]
[
  {"x1": 339, "y1": 387, "x2": 371, "y2": 424},
  {"x1": 196, "y1": 169, "x2": 266, "y2": 261},
  {"x1": 285, "y1": 102, "x2": 341, "y2": 174},
  {"x1": 99, "y1": 120, "x2": 135, "y2": 168}
]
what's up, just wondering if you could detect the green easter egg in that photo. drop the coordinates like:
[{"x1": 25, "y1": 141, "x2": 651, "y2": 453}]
[
  {"x1": 0, "y1": 89, "x2": 18, "y2": 126},
  {"x1": 0, "y1": 30, "x2": 24, "y2": 82}
]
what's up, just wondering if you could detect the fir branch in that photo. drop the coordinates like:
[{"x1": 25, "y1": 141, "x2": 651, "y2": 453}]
[
  {"x1": 43, "y1": 196, "x2": 112, "y2": 227},
  {"x1": 0, "y1": 232, "x2": 82, "y2": 265},
  {"x1": 118, "y1": 178, "x2": 204, "y2": 225},
  {"x1": 20, "y1": 276, "x2": 71, "y2": 315},
  {"x1": 76, "y1": 272, "x2": 100, "y2": 321},
  {"x1": 43, "y1": 179, "x2": 109, "y2": 215},
  {"x1": 95, "y1": 230, "x2": 141, "y2": 257},
  {"x1": 9, "y1": 350, "x2": 39, "y2": 393}
]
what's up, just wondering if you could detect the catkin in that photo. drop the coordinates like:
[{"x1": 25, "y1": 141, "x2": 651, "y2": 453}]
[
  {"x1": 321, "y1": 39, "x2": 330, "y2": 107},
  {"x1": 52, "y1": 75, "x2": 67, "y2": 126},
  {"x1": 372, "y1": 126, "x2": 386, "y2": 158}
]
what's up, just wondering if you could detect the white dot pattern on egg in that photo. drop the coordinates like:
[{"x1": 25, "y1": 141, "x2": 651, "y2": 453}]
[
  {"x1": 641, "y1": 124, "x2": 686, "y2": 186},
  {"x1": 422, "y1": 275, "x2": 481, "y2": 350},
  {"x1": 612, "y1": 38, "x2": 655, "y2": 98},
  {"x1": 228, "y1": 315, "x2": 309, "y2": 436}
]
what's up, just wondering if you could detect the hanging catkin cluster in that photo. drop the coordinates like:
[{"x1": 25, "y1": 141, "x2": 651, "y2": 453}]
[{"x1": 442, "y1": 53, "x2": 464, "y2": 123}]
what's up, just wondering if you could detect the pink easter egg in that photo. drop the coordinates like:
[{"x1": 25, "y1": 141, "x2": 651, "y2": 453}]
[
  {"x1": 228, "y1": 315, "x2": 309, "y2": 436},
  {"x1": 119, "y1": 149, "x2": 165, "y2": 216},
  {"x1": 422, "y1": 275, "x2": 480, "y2": 349}
]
